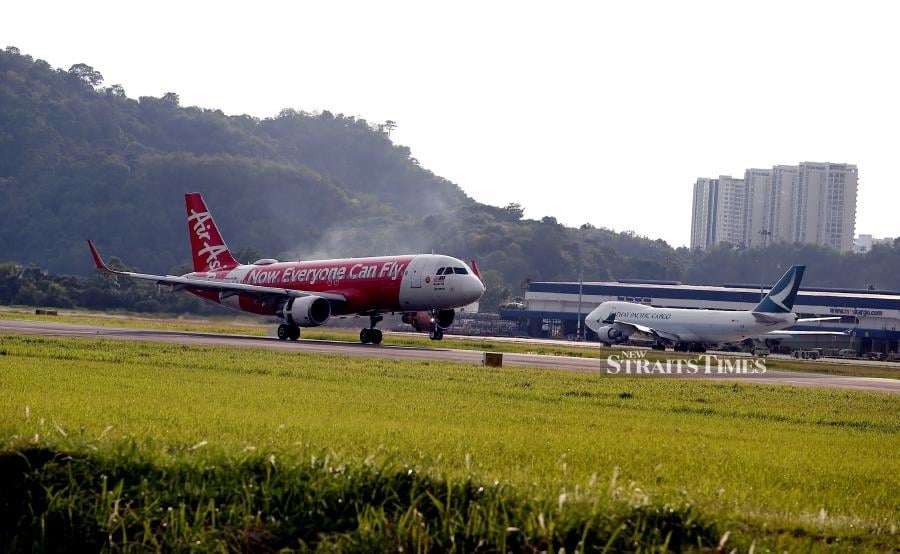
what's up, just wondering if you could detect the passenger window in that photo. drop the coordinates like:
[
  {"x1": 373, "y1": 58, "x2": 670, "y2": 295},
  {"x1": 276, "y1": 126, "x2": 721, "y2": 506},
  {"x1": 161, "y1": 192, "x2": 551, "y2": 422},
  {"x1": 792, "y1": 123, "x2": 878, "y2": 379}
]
[
  {"x1": 436, "y1": 267, "x2": 445, "y2": 275},
  {"x1": 454, "y1": 267, "x2": 468, "y2": 275}
]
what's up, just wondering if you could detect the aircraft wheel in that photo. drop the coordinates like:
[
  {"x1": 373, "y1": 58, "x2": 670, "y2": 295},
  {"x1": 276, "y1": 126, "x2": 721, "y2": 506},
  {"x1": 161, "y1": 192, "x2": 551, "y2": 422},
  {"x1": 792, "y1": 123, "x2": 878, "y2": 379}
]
[
  {"x1": 429, "y1": 328, "x2": 444, "y2": 341},
  {"x1": 360, "y1": 328, "x2": 371, "y2": 344},
  {"x1": 288, "y1": 325, "x2": 301, "y2": 341},
  {"x1": 277, "y1": 324, "x2": 290, "y2": 340},
  {"x1": 371, "y1": 329, "x2": 383, "y2": 345}
]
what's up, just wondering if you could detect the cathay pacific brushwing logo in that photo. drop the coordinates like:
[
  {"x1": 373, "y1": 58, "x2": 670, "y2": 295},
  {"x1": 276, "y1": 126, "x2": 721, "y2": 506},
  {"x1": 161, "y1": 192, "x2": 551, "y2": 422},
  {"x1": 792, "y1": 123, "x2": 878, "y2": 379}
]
[{"x1": 768, "y1": 271, "x2": 795, "y2": 312}]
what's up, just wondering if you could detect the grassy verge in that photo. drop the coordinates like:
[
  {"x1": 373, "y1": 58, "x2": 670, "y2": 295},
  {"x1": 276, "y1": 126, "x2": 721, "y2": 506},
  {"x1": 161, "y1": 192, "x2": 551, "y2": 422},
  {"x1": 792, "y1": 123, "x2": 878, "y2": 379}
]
[
  {"x1": 1, "y1": 335, "x2": 897, "y2": 550},
  {"x1": 2, "y1": 444, "x2": 719, "y2": 552},
  {"x1": 0, "y1": 307, "x2": 269, "y2": 336}
]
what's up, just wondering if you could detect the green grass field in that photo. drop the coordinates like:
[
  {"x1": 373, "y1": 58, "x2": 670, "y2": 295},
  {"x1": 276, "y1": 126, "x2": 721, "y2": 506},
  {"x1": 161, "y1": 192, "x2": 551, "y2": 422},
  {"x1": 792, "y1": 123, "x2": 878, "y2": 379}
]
[{"x1": 1, "y1": 334, "x2": 897, "y2": 551}]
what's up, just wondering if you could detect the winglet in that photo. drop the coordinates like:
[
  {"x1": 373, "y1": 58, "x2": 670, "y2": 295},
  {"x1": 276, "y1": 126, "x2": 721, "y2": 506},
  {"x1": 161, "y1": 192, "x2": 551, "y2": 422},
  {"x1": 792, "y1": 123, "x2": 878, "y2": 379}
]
[
  {"x1": 87, "y1": 240, "x2": 111, "y2": 272},
  {"x1": 470, "y1": 259, "x2": 482, "y2": 280}
]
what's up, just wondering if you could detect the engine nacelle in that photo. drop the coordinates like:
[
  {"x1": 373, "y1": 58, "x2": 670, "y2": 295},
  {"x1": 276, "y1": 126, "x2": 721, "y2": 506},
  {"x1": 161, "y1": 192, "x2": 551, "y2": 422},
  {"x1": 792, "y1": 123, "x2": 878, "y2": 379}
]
[
  {"x1": 595, "y1": 324, "x2": 630, "y2": 344},
  {"x1": 402, "y1": 309, "x2": 455, "y2": 332},
  {"x1": 281, "y1": 296, "x2": 331, "y2": 327}
]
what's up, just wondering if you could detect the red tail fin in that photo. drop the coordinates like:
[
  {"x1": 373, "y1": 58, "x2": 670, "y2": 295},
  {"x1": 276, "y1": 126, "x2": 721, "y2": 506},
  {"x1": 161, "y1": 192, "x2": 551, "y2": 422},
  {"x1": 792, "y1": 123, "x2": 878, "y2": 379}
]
[
  {"x1": 470, "y1": 259, "x2": 482, "y2": 280},
  {"x1": 185, "y1": 193, "x2": 239, "y2": 272}
]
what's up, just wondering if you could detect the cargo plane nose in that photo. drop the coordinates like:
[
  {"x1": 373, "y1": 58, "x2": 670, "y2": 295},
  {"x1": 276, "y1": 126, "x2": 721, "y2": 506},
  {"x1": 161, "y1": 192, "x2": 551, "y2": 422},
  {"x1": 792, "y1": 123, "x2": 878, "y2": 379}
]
[{"x1": 584, "y1": 306, "x2": 603, "y2": 333}]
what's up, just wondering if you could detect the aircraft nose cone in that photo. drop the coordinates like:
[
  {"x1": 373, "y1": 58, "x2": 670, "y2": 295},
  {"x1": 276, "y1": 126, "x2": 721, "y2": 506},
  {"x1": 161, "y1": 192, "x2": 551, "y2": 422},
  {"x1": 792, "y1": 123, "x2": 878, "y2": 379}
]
[{"x1": 467, "y1": 275, "x2": 486, "y2": 303}]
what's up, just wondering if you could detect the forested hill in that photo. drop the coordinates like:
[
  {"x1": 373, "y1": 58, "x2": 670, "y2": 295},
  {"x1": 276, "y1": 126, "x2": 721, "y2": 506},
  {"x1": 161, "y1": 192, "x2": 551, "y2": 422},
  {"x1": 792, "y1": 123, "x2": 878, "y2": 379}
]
[{"x1": 0, "y1": 47, "x2": 679, "y2": 302}]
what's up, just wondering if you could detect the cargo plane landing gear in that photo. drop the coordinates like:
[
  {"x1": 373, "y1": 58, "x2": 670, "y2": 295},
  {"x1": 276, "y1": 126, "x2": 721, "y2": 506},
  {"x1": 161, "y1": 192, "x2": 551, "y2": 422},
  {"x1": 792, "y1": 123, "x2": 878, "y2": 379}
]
[
  {"x1": 360, "y1": 314, "x2": 383, "y2": 345},
  {"x1": 277, "y1": 323, "x2": 300, "y2": 341},
  {"x1": 674, "y1": 342, "x2": 706, "y2": 353},
  {"x1": 429, "y1": 327, "x2": 443, "y2": 341}
]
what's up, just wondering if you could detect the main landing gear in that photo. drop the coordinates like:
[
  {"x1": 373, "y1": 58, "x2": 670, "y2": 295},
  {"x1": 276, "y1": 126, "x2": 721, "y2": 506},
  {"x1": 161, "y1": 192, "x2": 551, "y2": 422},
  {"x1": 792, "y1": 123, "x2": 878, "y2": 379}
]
[
  {"x1": 360, "y1": 314, "x2": 383, "y2": 345},
  {"x1": 429, "y1": 327, "x2": 443, "y2": 341},
  {"x1": 674, "y1": 342, "x2": 707, "y2": 353},
  {"x1": 277, "y1": 323, "x2": 300, "y2": 341}
]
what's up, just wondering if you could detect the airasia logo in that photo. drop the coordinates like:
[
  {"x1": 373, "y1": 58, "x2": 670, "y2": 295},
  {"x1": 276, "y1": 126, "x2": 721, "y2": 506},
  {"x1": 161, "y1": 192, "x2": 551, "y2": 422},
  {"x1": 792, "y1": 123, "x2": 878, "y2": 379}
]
[{"x1": 188, "y1": 209, "x2": 228, "y2": 270}]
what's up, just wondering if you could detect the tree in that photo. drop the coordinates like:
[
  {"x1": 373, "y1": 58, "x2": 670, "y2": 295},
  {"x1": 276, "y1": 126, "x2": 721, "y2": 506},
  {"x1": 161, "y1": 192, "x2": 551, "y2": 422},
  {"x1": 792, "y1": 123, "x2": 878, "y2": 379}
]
[
  {"x1": 503, "y1": 203, "x2": 524, "y2": 221},
  {"x1": 106, "y1": 84, "x2": 126, "y2": 97},
  {"x1": 162, "y1": 92, "x2": 180, "y2": 106},
  {"x1": 382, "y1": 120, "x2": 397, "y2": 136},
  {"x1": 68, "y1": 63, "x2": 104, "y2": 87},
  {"x1": 477, "y1": 269, "x2": 510, "y2": 313}
]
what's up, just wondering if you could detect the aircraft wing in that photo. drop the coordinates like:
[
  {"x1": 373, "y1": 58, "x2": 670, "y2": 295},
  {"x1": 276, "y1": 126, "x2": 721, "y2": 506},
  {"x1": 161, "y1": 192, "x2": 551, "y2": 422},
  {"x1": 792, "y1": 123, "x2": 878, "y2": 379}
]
[
  {"x1": 615, "y1": 321, "x2": 681, "y2": 343},
  {"x1": 87, "y1": 241, "x2": 347, "y2": 303},
  {"x1": 764, "y1": 328, "x2": 853, "y2": 337},
  {"x1": 753, "y1": 313, "x2": 842, "y2": 325}
]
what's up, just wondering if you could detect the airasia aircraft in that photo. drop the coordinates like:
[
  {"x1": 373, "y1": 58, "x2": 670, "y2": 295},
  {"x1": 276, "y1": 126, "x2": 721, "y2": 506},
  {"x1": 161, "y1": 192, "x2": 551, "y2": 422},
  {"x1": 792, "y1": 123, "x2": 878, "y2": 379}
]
[{"x1": 87, "y1": 193, "x2": 485, "y2": 344}]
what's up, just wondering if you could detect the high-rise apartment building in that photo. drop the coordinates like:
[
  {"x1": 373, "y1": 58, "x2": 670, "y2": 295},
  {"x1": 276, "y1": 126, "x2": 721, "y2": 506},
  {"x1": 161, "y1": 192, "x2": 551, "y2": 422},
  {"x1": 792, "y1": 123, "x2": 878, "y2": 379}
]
[
  {"x1": 690, "y1": 162, "x2": 857, "y2": 251},
  {"x1": 690, "y1": 176, "x2": 747, "y2": 248},
  {"x1": 744, "y1": 168, "x2": 772, "y2": 248},
  {"x1": 690, "y1": 178, "x2": 716, "y2": 250}
]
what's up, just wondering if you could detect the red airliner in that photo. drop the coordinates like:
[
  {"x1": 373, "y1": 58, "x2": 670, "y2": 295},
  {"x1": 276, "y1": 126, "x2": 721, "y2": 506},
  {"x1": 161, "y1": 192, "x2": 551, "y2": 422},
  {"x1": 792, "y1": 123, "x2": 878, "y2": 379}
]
[{"x1": 88, "y1": 193, "x2": 485, "y2": 344}]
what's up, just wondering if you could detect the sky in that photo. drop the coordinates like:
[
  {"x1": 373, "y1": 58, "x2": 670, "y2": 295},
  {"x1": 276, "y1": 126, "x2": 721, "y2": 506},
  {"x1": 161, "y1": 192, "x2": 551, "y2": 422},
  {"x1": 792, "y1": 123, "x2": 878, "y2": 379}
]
[{"x1": 3, "y1": 1, "x2": 898, "y2": 246}]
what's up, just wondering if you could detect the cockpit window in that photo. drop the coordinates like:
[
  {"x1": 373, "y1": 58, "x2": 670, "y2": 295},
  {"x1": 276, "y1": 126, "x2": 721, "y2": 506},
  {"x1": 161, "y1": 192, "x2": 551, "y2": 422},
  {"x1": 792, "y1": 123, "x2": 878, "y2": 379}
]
[
  {"x1": 436, "y1": 267, "x2": 445, "y2": 275},
  {"x1": 453, "y1": 267, "x2": 468, "y2": 275}
]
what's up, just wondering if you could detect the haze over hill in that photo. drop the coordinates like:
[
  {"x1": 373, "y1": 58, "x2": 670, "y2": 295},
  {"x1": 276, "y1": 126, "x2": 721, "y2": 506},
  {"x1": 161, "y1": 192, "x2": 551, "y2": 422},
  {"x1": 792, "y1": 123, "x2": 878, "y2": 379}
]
[
  {"x1": 0, "y1": 48, "x2": 679, "y2": 301},
  {"x1": 2, "y1": 47, "x2": 899, "y2": 313}
]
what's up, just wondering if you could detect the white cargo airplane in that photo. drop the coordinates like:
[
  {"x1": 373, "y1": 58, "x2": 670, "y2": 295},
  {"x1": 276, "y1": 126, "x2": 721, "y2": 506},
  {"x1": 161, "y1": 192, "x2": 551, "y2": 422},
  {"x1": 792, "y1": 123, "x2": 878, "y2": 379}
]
[{"x1": 584, "y1": 265, "x2": 848, "y2": 352}]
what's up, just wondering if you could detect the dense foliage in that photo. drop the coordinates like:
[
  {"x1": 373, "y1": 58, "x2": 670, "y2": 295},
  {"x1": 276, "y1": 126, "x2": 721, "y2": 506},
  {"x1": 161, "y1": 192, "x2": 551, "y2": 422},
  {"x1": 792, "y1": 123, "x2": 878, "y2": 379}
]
[
  {"x1": 2, "y1": 47, "x2": 899, "y2": 314},
  {"x1": 0, "y1": 261, "x2": 226, "y2": 314}
]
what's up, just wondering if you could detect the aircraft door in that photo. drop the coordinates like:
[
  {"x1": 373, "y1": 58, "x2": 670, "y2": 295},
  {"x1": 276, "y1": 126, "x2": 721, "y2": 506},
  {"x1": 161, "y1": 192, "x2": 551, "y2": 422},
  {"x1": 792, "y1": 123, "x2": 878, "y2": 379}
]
[{"x1": 407, "y1": 256, "x2": 427, "y2": 288}]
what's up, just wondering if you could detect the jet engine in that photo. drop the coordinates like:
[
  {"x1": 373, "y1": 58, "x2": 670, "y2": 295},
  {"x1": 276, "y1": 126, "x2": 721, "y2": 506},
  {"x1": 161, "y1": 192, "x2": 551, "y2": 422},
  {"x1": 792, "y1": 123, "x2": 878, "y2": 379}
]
[
  {"x1": 595, "y1": 324, "x2": 630, "y2": 344},
  {"x1": 402, "y1": 309, "x2": 455, "y2": 332},
  {"x1": 280, "y1": 296, "x2": 331, "y2": 327}
]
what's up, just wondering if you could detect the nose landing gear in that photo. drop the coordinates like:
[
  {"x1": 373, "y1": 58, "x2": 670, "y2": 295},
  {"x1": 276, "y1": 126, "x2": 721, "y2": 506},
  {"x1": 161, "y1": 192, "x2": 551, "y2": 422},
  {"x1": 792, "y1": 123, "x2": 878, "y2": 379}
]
[{"x1": 360, "y1": 314, "x2": 383, "y2": 345}]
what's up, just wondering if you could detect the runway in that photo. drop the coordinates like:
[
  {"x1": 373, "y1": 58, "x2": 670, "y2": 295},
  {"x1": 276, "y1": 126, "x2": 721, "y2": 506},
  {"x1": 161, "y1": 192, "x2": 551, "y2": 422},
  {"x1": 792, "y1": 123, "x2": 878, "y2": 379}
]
[{"x1": 2, "y1": 318, "x2": 898, "y2": 394}]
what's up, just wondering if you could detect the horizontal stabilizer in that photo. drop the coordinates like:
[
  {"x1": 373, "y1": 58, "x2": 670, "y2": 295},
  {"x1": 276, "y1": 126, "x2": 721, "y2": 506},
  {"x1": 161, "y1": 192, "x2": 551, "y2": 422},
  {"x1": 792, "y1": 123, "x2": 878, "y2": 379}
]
[{"x1": 751, "y1": 312, "x2": 785, "y2": 325}]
